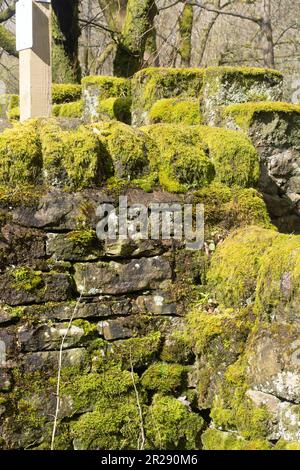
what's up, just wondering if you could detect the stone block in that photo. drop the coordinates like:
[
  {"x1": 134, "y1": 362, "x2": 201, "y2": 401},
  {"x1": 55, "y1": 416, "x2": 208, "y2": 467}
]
[
  {"x1": 131, "y1": 67, "x2": 204, "y2": 126},
  {"x1": 74, "y1": 256, "x2": 172, "y2": 295},
  {"x1": 201, "y1": 66, "x2": 283, "y2": 126}
]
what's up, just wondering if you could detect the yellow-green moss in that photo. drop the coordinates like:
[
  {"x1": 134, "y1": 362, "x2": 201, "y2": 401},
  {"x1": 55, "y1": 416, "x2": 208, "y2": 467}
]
[
  {"x1": 142, "y1": 124, "x2": 214, "y2": 192},
  {"x1": 0, "y1": 94, "x2": 19, "y2": 120},
  {"x1": 145, "y1": 393, "x2": 204, "y2": 450},
  {"x1": 204, "y1": 66, "x2": 283, "y2": 80},
  {"x1": 52, "y1": 100, "x2": 83, "y2": 118},
  {"x1": 82, "y1": 76, "x2": 131, "y2": 99},
  {"x1": 197, "y1": 126, "x2": 260, "y2": 188},
  {"x1": 273, "y1": 439, "x2": 300, "y2": 450},
  {"x1": 0, "y1": 120, "x2": 42, "y2": 186},
  {"x1": 97, "y1": 97, "x2": 132, "y2": 124},
  {"x1": 109, "y1": 332, "x2": 162, "y2": 370},
  {"x1": 194, "y1": 183, "x2": 273, "y2": 234},
  {"x1": 141, "y1": 363, "x2": 188, "y2": 394},
  {"x1": 7, "y1": 106, "x2": 20, "y2": 122},
  {"x1": 203, "y1": 66, "x2": 283, "y2": 102},
  {"x1": 91, "y1": 121, "x2": 150, "y2": 179},
  {"x1": 149, "y1": 98, "x2": 202, "y2": 125},
  {"x1": 255, "y1": 234, "x2": 300, "y2": 318},
  {"x1": 223, "y1": 101, "x2": 300, "y2": 130},
  {"x1": 132, "y1": 67, "x2": 205, "y2": 115},
  {"x1": 207, "y1": 226, "x2": 278, "y2": 308},
  {"x1": 52, "y1": 84, "x2": 82, "y2": 104},
  {"x1": 10, "y1": 267, "x2": 43, "y2": 292},
  {"x1": 201, "y1": 429, "x2": 271, "y2": 450},
  {"x1": 186, "y1": 306, "x2": 251, "y2": 356},
  {"x1": 41, "y1": 122, "x2": 111, "y2": 189}
]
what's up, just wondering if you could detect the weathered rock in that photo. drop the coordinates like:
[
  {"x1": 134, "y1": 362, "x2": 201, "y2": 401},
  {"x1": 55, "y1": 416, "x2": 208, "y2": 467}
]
[
  {"x1": 131, "y1": 67, "x2": 204, "y2": 127},
  {"x1": 46, "y1": 231, "x2": 104, "y2": 261},
  {"x1": 16, "y1": 298, "x2": 132, "y2": 322},
  {"x1": 17, "y1": 322, "x2": 88, "y2": 352},
  {"x1": 202, "y1": 67, "x2": 283, "y2": 126},
  {"x1": 0, "y1": 224, "x2": 45, "y2": 269},
  {"x1": 82, "y1": 76, "x2": 131, "y2": 123},
  {"x1": 74, "y1": 256, "x2": 172, "y2": 295},
  {"x1": 0, "y1": 368, "x2": 12, "y2": 391},
  {"x1": 22, "y1": 348, "x2": 87, "y2": 371},
  {"x1": 0, "y1": 270, "x2": 74, "y2": 306},
  {"x1": 97, "y1": 318, "x2": 133, "y2": 341},
  {"x1": 246, "y1": 389, "x2": 300, "y2": 442},
  {"x1": 134, "y1": 290, "x2": 177, "y2": 316},
  {"x1": 222, "y1": 102, "x2": 300, "y2": 231},
  {"x1": 247, "y1": 323, "x2": 300, "y2": 403}
]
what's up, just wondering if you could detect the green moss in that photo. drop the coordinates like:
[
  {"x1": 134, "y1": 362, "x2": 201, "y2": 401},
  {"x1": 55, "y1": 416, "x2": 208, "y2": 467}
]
[
  {"x1": 204, "y1": 66, "x2": 283, "y2": 80},
  {"x1": 52, "y1": 84, "x2": 82, "y2": 104},
  {"x1": 132, "y1": 67, "x2": 204, "y2": 125},
  {"x1": 41, "y1": 122, "x2": 111, "y2": 189},
  {"x1": 223, "y1": 101, "x2": 300, "y2": 130},
  {"x1": 160, "y1": 330, "x2": 193, "y2": 364},
  {"x1": 8, "y1": 106, "x2": 20, "y2": 122},
  {"x1": 0, "y1": 94, "x2": 19, "y2": 120},
  {"x1": 142, "y1": 124, "x2": 214, "y2": 192},
  {"x1": 141, "y1": 363, "x2": 188, "y2": 394},
  {"x1": 201, "y1": 429, "x2": 271, "y2": 450},
  {"x1": 0, "y1": 120, "x2": 42, "y2": 186},
  {"x1": 110, "y1": 332, "x2": 162, "y2": 370},
  {"x1": 145, "y1": 393, "x2": 204, "y2": 450},
  {"x1": 186, "y1": 306, "x2": 251, "y2": 356},
  {"x1": 273, "y1": 439, "x2": 300, "y2": 450},
  {"x1": 197, "y1": 126, "x2": 260, "y2": 188},
  {"x1": 96, "y1": 97, "x2": 131, "y2": 124},
  {"x1": 71, "y1": 403, "x2": 141, "y2": 450},
  {"x1": 149, "y1": 98, "x2": 202, "y2": 125},
  {"x1": 10, "y1": 267, "x2": 43, "y2": 292},
  {"x1": 91, "y1": 121, "x2": 150, "y2": 179},
  {"x1": 0, "y1": 184, "x2": 44, "y2": 206},
  {"x1": 52, "y1": 100, "x2": 83, "y2": 118},
  {"x1": 178, "y1": 4, "x2": 193, "y2": 65},
  {"x1": 207, "y1": 226, "x2": 278, "y2": 308},
  {"x1": 194, "y1": 184, "x2": 273, "y2": 234},
  {"x1": 255, "y1": 234, "x2": 300, "y2": 318},
  {"x1": 82, "y1": 76, "x2": 131, "y2": 99}
]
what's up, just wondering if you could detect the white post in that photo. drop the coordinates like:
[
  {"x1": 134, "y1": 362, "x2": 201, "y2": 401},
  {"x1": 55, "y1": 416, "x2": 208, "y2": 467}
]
[{"x1": 16, "y1": 0, "x2": 52, "y2": 121}]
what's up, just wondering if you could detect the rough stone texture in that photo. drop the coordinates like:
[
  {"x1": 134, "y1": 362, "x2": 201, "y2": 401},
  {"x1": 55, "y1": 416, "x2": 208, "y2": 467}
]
[
  {"x1": 74, "y1": 256, "x2": 172, "y2": 295},
  {"x1": 201, "y1": 67, "x2": 283, "y2": 126},
  {"x1": 131, "y1": 67, "x2": 204, "y2": 126},
  {"x1": 247, "y1": 323, "x2": 300, "y2": 404},
  {"x1": 222, "y1": 104, "x2": 300, "y2": 232},
  {"x1": 0, "y1": 271, "x2": 74, "y2": 306},
  {"x1": 82, "y1": 76, "x2": 131, "y2": 123}
]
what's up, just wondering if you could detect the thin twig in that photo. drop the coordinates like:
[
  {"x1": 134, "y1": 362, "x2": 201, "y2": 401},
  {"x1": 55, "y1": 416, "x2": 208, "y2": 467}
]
[
  {"x1": 50, "y1": 287, "x2": 84, "y2": 451},
  {"x1": 129, "y1": 348, "x2": 146, "y2": 451}
]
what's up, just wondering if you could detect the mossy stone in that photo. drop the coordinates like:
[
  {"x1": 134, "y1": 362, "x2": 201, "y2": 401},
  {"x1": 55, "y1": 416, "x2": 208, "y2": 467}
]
[
  {"x1": 132, "y1": 67, "x2": 204, "y2": 126},
  {"x1": 149, "y1": 98, "x2": 202, "y2": 125},
  {"x1": 207, "y1": 226, "x2": 278, "y2": 308}
]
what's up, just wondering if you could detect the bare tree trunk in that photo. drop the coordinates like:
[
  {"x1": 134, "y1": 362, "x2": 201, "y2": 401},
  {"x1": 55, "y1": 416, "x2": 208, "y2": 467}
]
[
  {"x1": 260, "y1": 0, "x2": 275, "y2": 68},
  {"x1": 179, "y1": 2, "x2": 194, "y2": 67}
]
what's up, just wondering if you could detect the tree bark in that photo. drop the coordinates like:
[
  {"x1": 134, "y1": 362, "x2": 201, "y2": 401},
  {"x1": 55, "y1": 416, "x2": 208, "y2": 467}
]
[
  {"x1": 52, "y1": 0, "x2": 81, "y2": 83},
  {"x1": 178, "y1": 3, "x2": 193, "y2": 67},
  {"x1": 113, "y1": 0, "x2": 158, "y2": 77},
  {"x1": 260, "y1": 0, "x2": 275, "y2": 68}
]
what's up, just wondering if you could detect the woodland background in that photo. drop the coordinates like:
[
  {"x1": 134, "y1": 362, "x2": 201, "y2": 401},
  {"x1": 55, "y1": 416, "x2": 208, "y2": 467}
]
[{"x1": 0, "y1": 0, "x2": 300, "y2": 98}]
